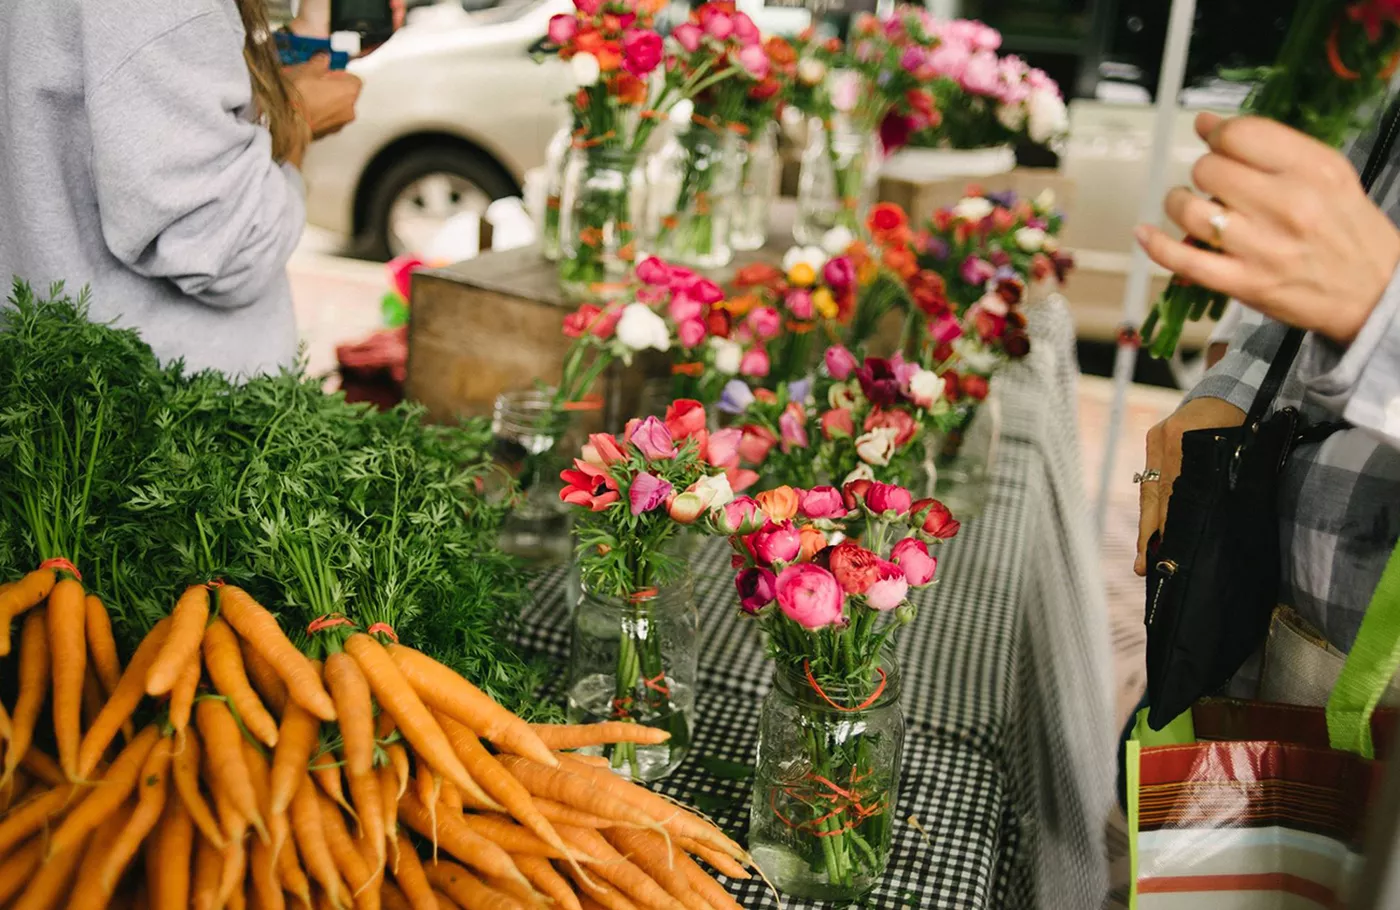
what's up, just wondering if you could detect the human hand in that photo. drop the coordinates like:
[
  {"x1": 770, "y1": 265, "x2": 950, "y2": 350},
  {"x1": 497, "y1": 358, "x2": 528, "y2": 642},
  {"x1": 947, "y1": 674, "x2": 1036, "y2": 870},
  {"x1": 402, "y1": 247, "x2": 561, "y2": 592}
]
[
  {"x1": 1135, "y1": 112, "x2": 1400, "y2": 347},
  {"x1": 285, "y1": 55, "x2": 363, "y2": 140},
  {"x1": 1135, "y1": 396, "x2": 1246, "y2": 576}
]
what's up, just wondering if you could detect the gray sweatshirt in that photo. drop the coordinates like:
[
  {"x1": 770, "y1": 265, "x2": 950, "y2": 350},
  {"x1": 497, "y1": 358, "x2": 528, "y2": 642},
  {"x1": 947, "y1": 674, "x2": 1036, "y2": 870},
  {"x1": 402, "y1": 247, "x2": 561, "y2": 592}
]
[{"x1": 0, "y1": 1, "x2": 304, "y2": 377}]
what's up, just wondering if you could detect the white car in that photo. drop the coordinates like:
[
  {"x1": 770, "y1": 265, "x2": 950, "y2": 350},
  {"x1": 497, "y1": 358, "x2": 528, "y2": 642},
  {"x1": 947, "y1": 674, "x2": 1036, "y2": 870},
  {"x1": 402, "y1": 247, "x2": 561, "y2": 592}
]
[{"x1": 301, "y1": 0, "x2": 574, "y2": 258}]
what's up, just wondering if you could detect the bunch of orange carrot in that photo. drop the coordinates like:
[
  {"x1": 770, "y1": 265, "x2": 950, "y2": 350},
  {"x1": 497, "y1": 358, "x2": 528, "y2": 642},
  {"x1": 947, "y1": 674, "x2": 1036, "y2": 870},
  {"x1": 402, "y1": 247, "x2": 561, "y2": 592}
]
[{"x1": 0, "y1": 572, "x2": 756, "y2": 909}]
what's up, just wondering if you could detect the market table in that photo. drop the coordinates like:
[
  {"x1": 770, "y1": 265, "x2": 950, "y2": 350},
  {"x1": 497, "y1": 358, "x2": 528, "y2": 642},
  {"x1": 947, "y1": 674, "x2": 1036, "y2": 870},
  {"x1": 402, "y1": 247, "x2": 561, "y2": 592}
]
[{"x1": 513, "y1": 296, "x2": 1117, "y2": 909}]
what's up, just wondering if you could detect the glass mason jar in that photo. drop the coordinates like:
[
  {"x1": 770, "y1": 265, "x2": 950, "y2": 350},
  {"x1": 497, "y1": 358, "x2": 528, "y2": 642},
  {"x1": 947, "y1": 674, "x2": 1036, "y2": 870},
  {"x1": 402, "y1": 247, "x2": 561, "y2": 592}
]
[
  {"x1": 566, "y1": 577, "x2": 699, "y2": 781},
  {"x1": 930, "y1": 388, "x2": 1002, "y2": 520},
  {"x1": 559, "y1": 146, "x2": 647, "y2": 299},
  {"x1": 749, "y1": 655, "x2": 905, "y2": 900},
  {"x1": 491, "y1": 389, "x2": 579, "y2": 564},
  {"x1": 648, "y1": 126, "x2": 739, "y2": 269},
  {"x1": 795, "y1": 116, "x2": 881, "y2": 246},
  {"x1": 731, "y1": 122, "x2": 780, "y2": 252},
  {"x1": 538, "y1": 115, "x2": 574, "y2": 262}
]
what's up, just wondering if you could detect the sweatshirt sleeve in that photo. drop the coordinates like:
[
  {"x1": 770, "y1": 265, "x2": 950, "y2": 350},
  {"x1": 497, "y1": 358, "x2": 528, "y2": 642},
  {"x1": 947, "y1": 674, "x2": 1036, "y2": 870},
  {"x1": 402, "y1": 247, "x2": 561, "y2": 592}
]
[{"x1": 85, "y1": 10, "x2": 305, "y2": 311}]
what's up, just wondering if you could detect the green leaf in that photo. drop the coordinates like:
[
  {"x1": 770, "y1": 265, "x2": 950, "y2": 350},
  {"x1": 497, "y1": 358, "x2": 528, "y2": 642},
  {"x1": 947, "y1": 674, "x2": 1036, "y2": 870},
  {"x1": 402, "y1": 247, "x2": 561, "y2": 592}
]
[{"x1": 697, "y1": 756, "x2": 755, "y2": 781}]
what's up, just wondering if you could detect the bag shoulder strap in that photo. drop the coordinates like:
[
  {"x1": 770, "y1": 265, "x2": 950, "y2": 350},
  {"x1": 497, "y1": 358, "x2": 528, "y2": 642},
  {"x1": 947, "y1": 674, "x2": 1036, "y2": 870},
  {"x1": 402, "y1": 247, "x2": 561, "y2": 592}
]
[{"x1": 1327, "y1": 543, "x2": 1400, "y2": 758}]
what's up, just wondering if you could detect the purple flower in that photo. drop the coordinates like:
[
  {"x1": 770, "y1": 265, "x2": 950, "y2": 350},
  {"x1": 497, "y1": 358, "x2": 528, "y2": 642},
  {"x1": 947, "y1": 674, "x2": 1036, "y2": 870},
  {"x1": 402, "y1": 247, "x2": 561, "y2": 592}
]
[
  {"x1": 923, "y1": 237, "x2": 950, "y2": 261},
  {"x1": 788, "y1": 378, "x2": 812, "y2": 404},
  {"x1": 628, "y1": 416, "x2": 678, "y2": 460},
  {"x1": 960, "y1": 256, "x2": 996, "y2": 287},
  {"x1": 718, "y1": 379, "x2": 755, "y2": 414},
  {"x1": 736, "y1": 567, "x2": 779, "y2": 613},
  {"x1": 629, "y1": 471, "x2": 673, "y2": 515},
  {"x1": 986, "y1": 190, "x2": 1017, "y2": 208}
]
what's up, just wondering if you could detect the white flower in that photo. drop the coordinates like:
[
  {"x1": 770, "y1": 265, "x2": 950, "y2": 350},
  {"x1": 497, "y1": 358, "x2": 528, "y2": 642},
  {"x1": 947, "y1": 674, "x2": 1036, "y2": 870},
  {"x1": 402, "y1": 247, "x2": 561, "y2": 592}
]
[
  {"x1": 571, "y1": 52, "x2": 601, "y2": 88},
  {"x1": 953, "y1": 336, "x2": 1002, "y2": 374},
  {"x1": 995, "y1": 102, "x2": 1026, "y2": 132},
  {"x1": 797, "y1": 57, "x2": 826, "y2": 86},
  {"x1": 710, "y1": 337, "x2": 743, "y2": 375},
  {"x1": 1014, "y1": 227, "x2": 1046, "y2": 253},
  {"x1": 952, "y1": 196, "x2": 995, "y2": 222},
  {"x1": 616, "y1": 303, "x2": 670, "y2": 353},
  {"x1": 908, "y1": 369, "x2": 944, "y2": 409},
  {"x1": 693, "y1": 473, "x2": 734, "y2": 510},
  {"x1": 975, "y1": 291, "x2": 1008, "y2": 317},
  {"x1": 668, "y1": 98, "x2": 694, "y2": 126},
  {"x1": 1034, "y1": 188, "x2": 1056, "y2": 213},
  {"x1": 854, "y1": 427, "x2": 899, "y2": 466},
  {"x1": 829, "y1": 380, "x2": 861, "y2": 411},
  {"x1": 782, "y1": 245, "x2": 827, "y2": 274},
  {"x1": 1026, "y1": 89, "x2": 1068, "y2": 145},
  {"x1": 1042, "y1": 235, "x2": 1060, "y2": 254},
  {"x1": 830, "y1": 70, "x2": 860, "y2": 113},
  {"x1": 821, "y1": 226, "x2": 856, "y2": 257},
  {"x1": 842, "y1": 463, "x2": 875, "y2": 486}
]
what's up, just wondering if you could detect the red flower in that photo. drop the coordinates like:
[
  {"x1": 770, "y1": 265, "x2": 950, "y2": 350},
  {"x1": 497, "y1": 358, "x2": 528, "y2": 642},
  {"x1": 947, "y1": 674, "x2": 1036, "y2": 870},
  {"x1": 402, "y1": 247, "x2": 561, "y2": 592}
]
[
  {"x1": 827, "y1": 541, "x2": 882, "y2": 595},
  {"x1": 864, "y1": 407, "x2": 917, "y2": 447},
  {"x1": 905, "y1": 88, "x2": 935, "y2": 118},
  {"x1": 732, "y1": 262, "x2": 786, "y2": 294},
  {"x1": 706, "y1": 308, "x2": 731, "y2": 338},
  {"x1": 866, "y1": 203, "x2": 908, "y2": 240},
  {"x1": 664, "y1": 399, "x2": 707, "y2": 443},
  {"x1": 962, "y1": 374, "x2": 990, "y2": 401},
  {"x1": 906, "y1": 270, "x2": 948, "y2": 317},
  {"x1": 912, "y1": 498, "x2": 960, "y2": 539},
  {"x1": 842, "y1": 478, "x2": 872, "y2": 511},
  {"x1": 622, "y1": 29, "x2": 664, "y2": 76},
  {"x1": 1350, "y1": 0, "x2": 1400, "y2": 40},
  {"x1": 855, "y1": 358, "x2": 901, "y2": 408},
  {"x1": 749, "y1": 77, "x2": 782, "y2": 101},
  {"x1": 563, "y1": 304, "x2": 619, "y2": 339},
  {"x1": 991, "y1": 207, "x2": 1016, "y2": 233},
  {"x1": 560, "y1": 461, "x2": 620, "y2": 512}
]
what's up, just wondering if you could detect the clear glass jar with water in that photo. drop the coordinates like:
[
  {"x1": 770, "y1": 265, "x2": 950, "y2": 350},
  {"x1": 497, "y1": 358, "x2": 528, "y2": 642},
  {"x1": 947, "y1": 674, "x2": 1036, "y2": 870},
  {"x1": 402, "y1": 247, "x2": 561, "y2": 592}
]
[{"x1": 491, "y1": 389, "x2": 576, "y2": 564}]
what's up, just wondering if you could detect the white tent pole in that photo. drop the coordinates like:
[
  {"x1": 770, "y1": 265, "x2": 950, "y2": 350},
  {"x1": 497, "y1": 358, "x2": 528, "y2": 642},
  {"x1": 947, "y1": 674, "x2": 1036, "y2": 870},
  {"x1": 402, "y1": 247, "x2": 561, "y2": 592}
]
[{"x1": 1093, "y1": 0, "x2": 1198, "y2": 537}]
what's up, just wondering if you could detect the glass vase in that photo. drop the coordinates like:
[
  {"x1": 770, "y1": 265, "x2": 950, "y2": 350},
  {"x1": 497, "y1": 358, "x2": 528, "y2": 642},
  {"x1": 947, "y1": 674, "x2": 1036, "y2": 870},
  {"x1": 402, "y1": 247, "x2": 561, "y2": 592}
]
[
  {"x1": 931, "y1": 389, "x2": 1002, "y2": 520},
  {"x1": 794, "y1": 116, "x2": 881, "y2": 246},
  {"x1": 648, "y1": 126, "x2": 739, "y2": 269},
  {"x1": 538, "y1": 115, "x2": 574, "y2": 262},
  {"x1": 491, "y1": 389, "x2": 577, "y2": 564},
  {"x1": 559, "y1": 146, "x2": 646, "y2": 300},
  {"x1": 731, "y1": 122, "x2": 779, "y2": 252},
  {"x1": 749, "y1": 655, "x2": 905, "y2": 900},
  {"x1": 566, "y1": 576, "x2": 698, "y2": 781}
]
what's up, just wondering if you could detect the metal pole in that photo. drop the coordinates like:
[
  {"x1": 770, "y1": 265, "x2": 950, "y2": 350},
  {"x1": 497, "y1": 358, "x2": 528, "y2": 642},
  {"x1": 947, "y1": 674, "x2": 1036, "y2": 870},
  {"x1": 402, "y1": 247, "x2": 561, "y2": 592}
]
[{"x1": 1093, "y1": 0, "x2": 1198, "y2": 537}]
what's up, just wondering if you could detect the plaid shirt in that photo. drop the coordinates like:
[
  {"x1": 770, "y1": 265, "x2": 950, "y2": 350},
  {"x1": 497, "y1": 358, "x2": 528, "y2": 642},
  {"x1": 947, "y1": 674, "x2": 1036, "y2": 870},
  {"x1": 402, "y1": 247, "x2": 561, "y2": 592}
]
[{"x1": 1185, "y1": 114, "x2": 1400, "y2": 655}]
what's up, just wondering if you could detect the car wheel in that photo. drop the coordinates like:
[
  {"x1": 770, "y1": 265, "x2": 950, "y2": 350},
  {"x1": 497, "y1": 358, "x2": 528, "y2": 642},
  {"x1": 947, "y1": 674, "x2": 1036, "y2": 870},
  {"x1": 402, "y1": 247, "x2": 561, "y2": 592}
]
[{"x1": 359, "y1": 146, "x2": 518, "y2": 261}]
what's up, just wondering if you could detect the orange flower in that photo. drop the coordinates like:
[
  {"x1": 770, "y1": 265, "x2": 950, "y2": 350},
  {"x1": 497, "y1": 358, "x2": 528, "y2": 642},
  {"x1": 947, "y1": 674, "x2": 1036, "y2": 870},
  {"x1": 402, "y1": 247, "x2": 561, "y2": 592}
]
[
  {"x1": 574, "y1": 88, "x2": 591, "y2": 111},
  {"x1": 596, "y1": 43, "x2": 622, "y2": 72},
  {"x1": 867, "y1": 202, "x2": 908, "y2": 240},
  {"x1": 574, "y1": 28, "x2": 605, "y2": 54},
  {"x1": 798, "y1": 525, "x2": 827, "y2": 562},
  {"x1": 756, "y1": 486, "x2": 800, "y2": 522},
  {"x1": 883, "y1": 246, "x2": 918, "y2": 280},
  {"x1": 610, "y1": 73, "x2": 647, "y2": 105},
  {"x1": 765, "y1": 36, "x2": 797, "y2": 68},
  {"x1": 720, "y1": 292, "x2": 760, "y2": 317}
]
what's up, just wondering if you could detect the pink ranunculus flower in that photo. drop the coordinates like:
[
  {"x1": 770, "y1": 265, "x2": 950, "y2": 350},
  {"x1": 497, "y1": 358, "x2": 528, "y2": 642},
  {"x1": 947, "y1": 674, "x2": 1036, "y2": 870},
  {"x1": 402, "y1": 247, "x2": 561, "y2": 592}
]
[
  {"x1": 736, "y1": 566, "x2": 779, "y2": 613},
  {"x1": 865, "y1": 560, "x2": 910, "y2": 611},
  {"x1": 704, "y1": 11, "x2": 733, "y2": 39},
  {"x1": 961, "y1": 256, "x2": 997, "y2": 286},
  {"x1": 721, "y1": 495, "x2": 765, "y2": 534},
  {"x1": 929, "y1": 312, "x2": 964, "y2": 344},
  {"x1": 739, "y1": 348, "x2": 770, "y2": 378},
  {"x1": 892, "y1": 537, "x2": 938, "y2": 586},
  {"x1": 732, "y1": 11, "x2": 761, "y2": 44},
  {"x1": 865, "y1": 482, "x2": 913, "y2": 516},
  {"x1": 628, "y1": 415, "x2": 677, "y2": 460},
  {"x1": 387, "y1": 254, "x2": 427, "y2": 301},
  {"x1": 785, "y1": 289, "x2": 814, "y2": 320},
  {"x1": 581, "y1": 432, "x2": 626, "y2": 466},
  {"x1": 827, "y1": 541, "x2": 880, "y2": 595},
  {"x1": 683, "y1": 276, "x2": 725, "y2": 304},
  {"x1": 912, "y1": 498, "x2": 961, "y2": 539},
  {"x1": 671, "y1": 22, "x2": 703, "y2": 53},
  {"x1": 823, "y1": 256, "x2": 855, "y2": 290},
  {"x1": 752, "y1": 521, "x2": 803, "y2": 566},
  {"x1": 629, "y1": 471, "x2": 672, "y2": 515},
  {"x1": 737, "y1": 43, "x2": 770, "y2": 80},
  {"x1": 799, "y1": 486, "x2": 846, "y2": 520},
  {"x1": 927, "y1": 40, "x2": 971, "y2": 80},
  {"x1": 824, "y1": 345, "x2": 858, "y2": 380},
  {"x1": 678, "y1": 318, "x2": 706, "y2": 348},
  {"x1": 547, "y1": 13, "x2": 578, "y2": 45},
  {"x1": 737, "y1": 424, "x2": 777, "y2": 464},
  {"x1": 778, "y1": 402, "x2": 808, "y2": 453},
  {"x1": 747, "y1": 306, "x2": 782, "y2": 341},
  {"x1": 668, "y1": 294, "x2": 704, "y2": 324},
  {"x1": 622, "y1": 28, "x2": 664, "y2": 77},
  {"x1": 707, "y1": 427, "x2": 742, "y2": 468},
  {"x1": 821, "y1": 407, "x2": 855, "y2": 440},
  {"x1": 664, "y1": 399, "x2": 707, "y2": 442},
  {"x1": 573, "y1": 0, "x2": 600, "y2": 14},
  {"x1": 961, "y1": 50, "x2": 1002, "y2": 95},
  {"x1": 636, "y1": 255, "x2": 672, "y2": 286},
  {"x1": 775, "y1": 564, "x2": 845, "y2": 629}
]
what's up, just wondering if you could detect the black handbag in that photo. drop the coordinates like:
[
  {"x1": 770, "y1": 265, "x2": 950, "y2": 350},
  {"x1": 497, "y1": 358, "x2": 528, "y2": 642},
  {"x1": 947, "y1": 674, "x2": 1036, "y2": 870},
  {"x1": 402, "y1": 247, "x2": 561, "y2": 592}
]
[{"x1": 1143, "y1": 97, "x2": 1400, "y2": 730}]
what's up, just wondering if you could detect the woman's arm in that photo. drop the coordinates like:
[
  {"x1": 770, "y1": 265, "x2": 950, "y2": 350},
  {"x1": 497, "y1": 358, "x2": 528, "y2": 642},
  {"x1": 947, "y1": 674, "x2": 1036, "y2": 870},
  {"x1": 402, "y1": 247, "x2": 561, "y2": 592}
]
[{"x1": 85, "y1": 10, "x2": 306, "y2": 311}]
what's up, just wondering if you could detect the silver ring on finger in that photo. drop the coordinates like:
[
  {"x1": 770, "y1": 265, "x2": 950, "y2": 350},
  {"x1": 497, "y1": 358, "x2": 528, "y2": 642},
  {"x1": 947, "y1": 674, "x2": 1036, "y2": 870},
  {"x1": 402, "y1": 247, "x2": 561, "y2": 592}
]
[{"x1": 1133, "y1": 469, "x2": 1162, "y2": 484}]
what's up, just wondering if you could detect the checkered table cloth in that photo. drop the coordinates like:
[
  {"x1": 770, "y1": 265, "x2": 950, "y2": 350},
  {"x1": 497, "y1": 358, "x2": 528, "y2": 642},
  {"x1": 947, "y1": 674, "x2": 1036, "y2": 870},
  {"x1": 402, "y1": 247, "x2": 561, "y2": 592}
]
[{"x1": 516, "y1": 297, "x2": 1115, "y2": 909}]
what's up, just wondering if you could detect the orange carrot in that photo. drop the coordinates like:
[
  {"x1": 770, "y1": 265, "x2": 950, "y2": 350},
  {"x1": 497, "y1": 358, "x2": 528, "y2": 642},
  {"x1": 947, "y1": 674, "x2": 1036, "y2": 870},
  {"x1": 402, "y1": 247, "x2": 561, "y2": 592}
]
[
  {"x1": 77, "y1": 618, "x2": 172, "y2": 778},
  {"x1": 436, "y1": 714, "x2": 555, "y2": 842},
  {"x1": 12, "y1": 828, "x2": 89, "y2": 910},
  {"x1": 151, "y1": 792, "x2": 195, "y2": 910},
  {"x1": 325, "y1": 651, "x2": 386, "y2": 862},
  {"x1": 0, "y1": 784, "x2": 76, "y2": 858},
  {"x1": 577, "y1": 895, "x2": 615, "y2": 910},
  {"x1": 192, "y1": 832, "x2": 223, "y2": 910},
  {"x1": 84, "y1": 593, "x2": 123, "y2": 698},
  {"x1": 0, "y1": 568, "x2": 56, "y2": 656},
  {"x1": 441, "y1": 779, "x2": 463, "y2": 814},
  {"x1": 386, "y1": 743, "x2": 410, "y2": 799},
  {"x1": 343, "y1": 634, "x2": 481, "y2": 804},
  {"x1": 529, "y1": 798, "x2": 620, "y2": 830},
  {"x1": 425, "y1": 860, "x2": 523, "y2": 910},
  {"x1": 560, "y1": 754, "x2": 611, "y2": 768},
  {"x1": 0, "y1": 697, "x2": 11, "y2": 744},
  {"x1": 243, "y1": 738, "x2": 290, "y2": 872},
  {"x1": 379, "y1": 764, "x2": 400, "y2": 856},
  {"x1": 147, "y1": 584, "x2": 210, "y2": 695},
  {"x1": 529, "y1": 724, "x2": 671, "y2": 751},
  {"x1": 0, "y1": 840, "x2": 44, "y2": 905},
  {"x1": 81, "y1": 665, "x2": 103, "y2": 733},
  {"x1": 46, "y1": 577, "x2": 87, "y2": 780},
  {"x1": 677, "y1": 856, "x2": 742, "y2": 910},
  {"x1": 458, "y1": 815, "x2": 565, "y2": 859},
  {"x1": 278, "y1": 828, "x2": 315, "y2": 909},
  {"x1": 0, "y1": 771, "x2": 29, "y2": 814},
  {"x1": 676, "y1": 840, "x2": 749, "y2": 880},
  {"x1": 64, "y1": 812, "x2": 127, "y2": 909},
  {"x1": 195, "y1": 697, "x2": 268, "y2": 843},
  {"x1": 292, "y1": 778, "x2": 350, "y2": 909},
  {"x1": 312, "y1": 750, "x2": 355, "y2": 819},
  {"x1": 494, "y1": 757, "x2": 661, "y2": 830},
  {"x1": 390, "y1": 831, "x2": 438, "y2": 910},
  {"x1": 606, "y1": 830, "x2": 709, "y2": 910},
  {"x1": 270, "y1": 700, "x2": 322, "y2": 816},
  {"x1": 243, "y1": 634, "x2": 290, "y2": 716},
  {"x1": 2, "y1": 610, "x2": 50, "y2": 789},
  {"x1": 203, "y1": 617, "x2": 280, "y2": 747},
  {"x1": 567, "y1": 865, "x2": 640, "y2": 910},
  {"x1": 557, "y1": 826, "x2": 684, "y2": 910},
  {"x1": 216, "y1": 824, "x2": 248, "y2": 909},
  {"x1": 317, "y1": 793, "x2": 380, "y2": 909},
  {"x1": 170, "y1": 657, "x2": 201, "y2": 735},
  {"x1": 382, "y1": 881, "x2": 414, "y2": 910},
  {"x1": 397, "y1": 791, "x2": 531, "y2": 886},
  {"x1": 252, "y1": 834, "x2": 289, "y2": 910},
  {"x1": 20, "y1": 749, "x2": 64, "y2": 787},
  {"x1": 172, "y1": 729, "x2": 226, "y2": 849},
  {"x1": 516, "y1": 855, "x2": 583, "y2": 910},
  {"x1": 96, "y1": 737, "x2": 173, "y2": 894},
  {"x1": 216, "y1": 586, "x2": 335, "y2": 721},
  {"x1": 48, "y1": 724, "x2": 159, "y2": 856},
  {"x1": 486, "y1": 872, "x2": 545, "y2": 909},
  {"x1": 415, "y1": 763, "x2": 443, "y2": 857},
  {"x1": 387, "y1": 645, "x2": 556, "y2": 766},
  {"x1": 433, "y1": 889, "x2": 464, "y2": 910}
]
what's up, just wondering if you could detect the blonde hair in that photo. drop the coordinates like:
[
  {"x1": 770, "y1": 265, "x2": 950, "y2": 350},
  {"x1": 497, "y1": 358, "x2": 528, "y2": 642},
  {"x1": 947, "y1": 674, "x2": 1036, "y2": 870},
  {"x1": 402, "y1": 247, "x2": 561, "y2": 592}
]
[{"x1": 235, "y1": 0, "x2": 307, "y2": 162}]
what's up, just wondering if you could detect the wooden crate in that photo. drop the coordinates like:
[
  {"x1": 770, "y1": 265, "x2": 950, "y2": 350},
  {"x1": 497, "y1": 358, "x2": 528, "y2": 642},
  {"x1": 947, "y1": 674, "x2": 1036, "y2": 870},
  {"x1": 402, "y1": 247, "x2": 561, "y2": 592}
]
[{"x1": 877, "y1": 167, "x2": 1077, "y2": 228}]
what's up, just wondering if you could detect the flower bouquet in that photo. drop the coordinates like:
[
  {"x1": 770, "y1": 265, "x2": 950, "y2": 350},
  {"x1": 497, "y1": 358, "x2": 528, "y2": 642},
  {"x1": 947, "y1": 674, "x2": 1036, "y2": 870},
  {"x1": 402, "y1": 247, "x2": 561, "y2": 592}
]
[
  {"x1": 726, "y1": 483, "x2": 959, "y2": 898},
  {"x1": 559, "y1": 401, "x2": 748, "y2": 779},
  {"x1": 732, "y1": 36, "x2": 797, "y2": 250},
  {"x1": 649, "y1": 2, "x2": 772, "y2": 267},
  {"x1": 1140, "y1": 0, "x2": 1400, "y2": 357}
]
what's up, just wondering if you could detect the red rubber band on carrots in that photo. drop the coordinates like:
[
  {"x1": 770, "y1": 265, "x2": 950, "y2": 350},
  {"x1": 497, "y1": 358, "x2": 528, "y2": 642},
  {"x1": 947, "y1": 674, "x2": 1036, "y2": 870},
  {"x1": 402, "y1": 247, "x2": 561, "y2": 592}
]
[
  {"x1": 1327, "y1": 26, "x2": 1361, "y2": 80},
  {"x1": 205, "y1": 578, "x2": 226, "y2": 589},
  {"x1": 366, "y1": 623, "x2": 399, "y2": 643},
  {"x1": 803, "y1": 661, "x2": 887, "y2": 713},
  {"x1": 38, "y1": 557, "x2": 82, "y2": 582},
  {"x1": 642, "y1": 673, "x2": 670, "y2": 697},
  {"x1": 625, "y1": 587, "x2": 659, "y2": 603},
  {"x1": 307, "y1": 614, "x2": 355, "y2": 634}
]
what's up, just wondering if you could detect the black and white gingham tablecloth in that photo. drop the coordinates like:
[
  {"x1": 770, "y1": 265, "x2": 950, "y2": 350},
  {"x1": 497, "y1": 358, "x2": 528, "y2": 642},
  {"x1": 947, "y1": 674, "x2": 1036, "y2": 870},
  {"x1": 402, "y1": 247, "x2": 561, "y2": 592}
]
[{"x1": 516, "y1": 298, "x2": 1116, "y2": 909}]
